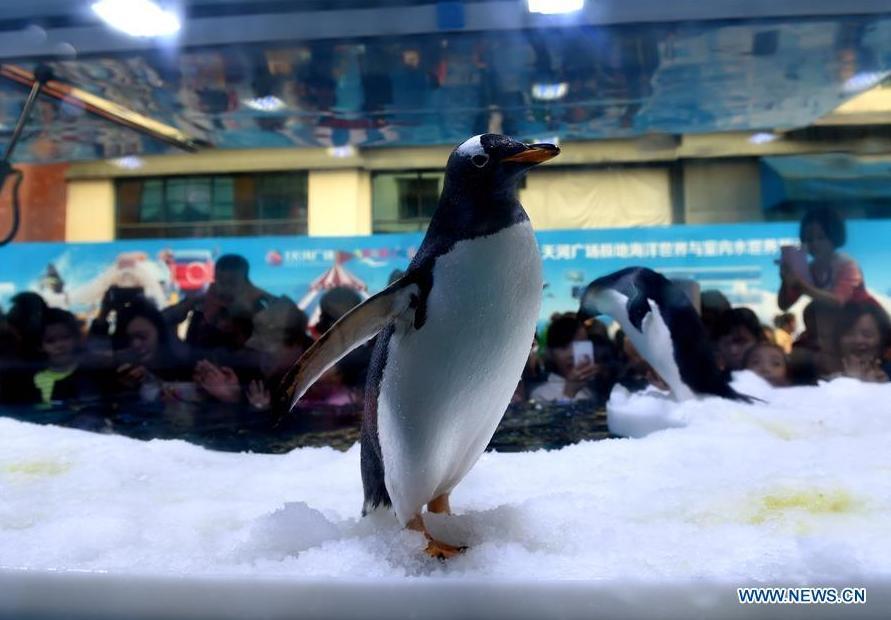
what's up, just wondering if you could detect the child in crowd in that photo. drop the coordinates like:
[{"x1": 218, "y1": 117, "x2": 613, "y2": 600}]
[
  {"x1": 713, "y1": 307, "x2": 766, "y2": 371},
  {"x1": 831, "y1": 302, "x2": 890, "y2": 383},
  {"x1": 242, "y1": 298, "x2": 314, "y2": 413},
  {"x1": 298, "y1": 288, "x2": 368, "y2": 407},
  {"x1": 743, "y1": 343, "x2": 790, "y2": 387},
  {"x1": 30, "y1": 309, "x2": 102, "y2": 406}
]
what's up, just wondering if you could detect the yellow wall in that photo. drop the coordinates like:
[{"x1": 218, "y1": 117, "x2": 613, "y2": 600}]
[
  {"x1": 683, "y1": 160, "x2": 762, "y2": 224},
  {"x1": 520, "y1": 167, "x2": 672, "y2": 229},
  {"x1": 308, "y1": 169, "x2": 372, "y2": 236},
  {"x1": 65, "y1": 179, "x2": 115, "y2": 241}
]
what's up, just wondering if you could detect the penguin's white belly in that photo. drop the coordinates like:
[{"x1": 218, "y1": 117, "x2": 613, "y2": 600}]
[
  {"x1": 626, "y1": 303, "x2": 695, "y2": 402},
  {"x1": 377, "y1": 222, "x2": 542, "y2": 525}
]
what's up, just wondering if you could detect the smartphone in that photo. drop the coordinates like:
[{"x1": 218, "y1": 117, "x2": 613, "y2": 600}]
[
  {"x1": 780, "y1": 245, "x2": 812, "y2": 284},
  {"x1": 109, "y1": 286, "x2": 144, "y2": 307},
  {"x1": 572, "y1": 340, "x2": 594, "y2": 367}
]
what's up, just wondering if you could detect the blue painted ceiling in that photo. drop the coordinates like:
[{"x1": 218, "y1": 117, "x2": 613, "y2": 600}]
[{"x1": 0, "y1": 10, "x2": 889, "y2": 163}]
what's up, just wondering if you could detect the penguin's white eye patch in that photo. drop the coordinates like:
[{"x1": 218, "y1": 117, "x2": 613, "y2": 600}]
[{"x1": 471, "y1": 154, "x2": 489, "y2": 168}]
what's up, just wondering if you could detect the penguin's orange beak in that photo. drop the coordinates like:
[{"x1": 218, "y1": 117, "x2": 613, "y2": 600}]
[{"x1": 502, "y1": 143, "x2": 560, "y2": 164}]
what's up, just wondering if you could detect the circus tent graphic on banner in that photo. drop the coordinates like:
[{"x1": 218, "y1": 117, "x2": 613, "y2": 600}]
[{"x1": 297, "y1": 251, "x2": 370, "y2": 325}]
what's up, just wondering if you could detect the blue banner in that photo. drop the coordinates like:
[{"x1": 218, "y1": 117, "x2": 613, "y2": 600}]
[{"x1": 1, "y1": 221, "x2": 889, "y2": 326}]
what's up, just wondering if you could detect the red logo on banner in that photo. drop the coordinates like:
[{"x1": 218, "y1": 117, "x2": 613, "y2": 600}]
[{"x1": 266, "y1": 250, "x2": 284, "y2": 266}]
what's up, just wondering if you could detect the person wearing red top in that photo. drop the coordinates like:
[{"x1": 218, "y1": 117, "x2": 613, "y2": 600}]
[
  {"x1": 779, "y1": 207, "x2": 870, "y2": 309},
  {"x1": 778, "y1": 207, "x2": 872, "y2": 374}
]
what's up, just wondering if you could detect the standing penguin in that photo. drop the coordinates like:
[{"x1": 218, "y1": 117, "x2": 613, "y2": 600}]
[
  {"x1": 578, "y1": 267, "x2": 753, "y2": 402},
  {"x1": 282, "y1": 134, "x2": 559, "y2": 558}
]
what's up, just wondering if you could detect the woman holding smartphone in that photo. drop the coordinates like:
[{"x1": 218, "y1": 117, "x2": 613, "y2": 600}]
[
  {"x1": 778, "y1": 207, "x2": 872, "y2": 374},
  {"x1": 778, "y1": 207, "x2": 871, "y2": 311},
  {"x1": 530, "y1": 315, "x2": 598, "y2": 403}
]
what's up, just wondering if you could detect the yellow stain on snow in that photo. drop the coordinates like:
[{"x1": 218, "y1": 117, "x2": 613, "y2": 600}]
[
  {"x1": 3, "y1": 460, "x2": 71, "y2": 478},
  {"x1": 684, "y1": 487, "x2": 862, "y2": 533},
  {"x1": 726, "y1": 410, "x2": 798, "y2": 440},
  {"x1": 753, "y1": 419, "x2": 796, "y2": 440},
  {"x1": 748, "y1": 488, "x2": 859, "y2": 529}
]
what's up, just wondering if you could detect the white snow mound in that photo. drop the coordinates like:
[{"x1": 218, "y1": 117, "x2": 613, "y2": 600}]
[{"x1": 2, "y1": 376, "x2": 891, "y2": 582}]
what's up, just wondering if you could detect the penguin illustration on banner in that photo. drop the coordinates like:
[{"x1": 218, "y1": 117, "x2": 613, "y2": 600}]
[
  {"x1": 282, "y1": 134, "x2": 559, "y2": 558},
  {"x1": 579, "y1": 267, "x2": 755, "y2": 403}
]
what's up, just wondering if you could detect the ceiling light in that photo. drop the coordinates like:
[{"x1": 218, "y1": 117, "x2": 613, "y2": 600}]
[
  {"x1": 328, "y1": 145, "x2": 357, "y2": 158},
  {"x1": 111, "y1": 155, "x2": 144, "y2": 169},
  {"x1": 532, "y1": 136, "x2": 560, "y2": 147},
  {"x1": 842, "y1": 71, "x2": 891, "y2": 95},
  {"x1": 531, "y1": 83, "x2": 568, "y2": 101},
  {"x1": 243, "y1": 96, "x2": 287, "y2": 112},
  {"x1": 527, "y1": 0, "x2": 584, "y2": 15},
  {"x1": 92, "y1": 0, "x2": 180, "y2": 38},
  {"x1": 749, "y1": 132, "x2": 779, "y2": 145}
]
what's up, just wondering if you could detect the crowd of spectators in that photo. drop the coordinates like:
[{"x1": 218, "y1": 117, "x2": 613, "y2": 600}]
[
  {"x1": 0, "y1": 208, "x2": 888, "y2": 436},
  {"x1": 0, "y1": 254, "x2": 368, "y2": 431},
  {"x1": 514, "y1": 210, "x2": 889, "y2": 402}
]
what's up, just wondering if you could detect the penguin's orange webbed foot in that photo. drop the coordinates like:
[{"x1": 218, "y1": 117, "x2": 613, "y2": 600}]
[
  {"x1": 407, "y1": 512, "x2": 466, "y2": 560},
  {"x1": 424, "y1": 538, "x2": 468, "y2": 560},
  {"x1": 427, "y1": 493, "x2": 452, "y2": 515}
]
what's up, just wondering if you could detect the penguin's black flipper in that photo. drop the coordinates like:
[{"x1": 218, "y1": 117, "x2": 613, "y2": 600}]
[
  {"x1": 626, "y1": 290, "x2": 652, "y2": 333},
  {"x1": 281, "y1": 276, "x2": 423, "y2": 410}
]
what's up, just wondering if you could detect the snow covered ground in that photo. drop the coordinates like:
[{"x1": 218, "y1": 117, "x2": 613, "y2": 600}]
[{"x1": 2, "y1": 374, "x2": 890, "y2": 618}]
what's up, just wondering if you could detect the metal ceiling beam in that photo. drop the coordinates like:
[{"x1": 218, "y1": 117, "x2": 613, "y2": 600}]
[
  {"x1": 0, "y1": 64, "x2": 208, "y2": 151},
  {"x1": 0, "y1": 0, "x2": 889, "y2": 60}
]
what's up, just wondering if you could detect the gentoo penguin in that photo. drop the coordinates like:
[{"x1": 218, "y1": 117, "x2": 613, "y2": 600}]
[
  {"x1": 578, "y1": 267, "x2": 753, "y2": 402},
  {"x1": 282, "y1": 134, "x2": 559, "y2": 558}
]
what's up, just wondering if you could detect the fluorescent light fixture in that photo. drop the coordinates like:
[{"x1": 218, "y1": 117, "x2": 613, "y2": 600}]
[
  {"x1": 531, "y1": 82, "x2": 568, "y2": 101},
  {"x1": 111, "y1": 155, "x2": 145, "y2": 170},
  {"x1": 92, "y1": 0, "x2": 180, "y2": 38},
  {"x1": 328, "y1": 145, "x2": 357, "y2": 158},
  {"x1": 243, "y1": 96, "x2": 287, "y2": 112},
  {"x1": 842, "y1": 71, "x2": 891, "y2": 95},
  {"x1": 527, "y1": 0, "x2": 584, "y2": 14},
  {"x1": 749, "y1": 132, "x2": 779, "y2": 145},
  {"x1": 532, "y1": 136, "x2": 560, "y2": 147}
]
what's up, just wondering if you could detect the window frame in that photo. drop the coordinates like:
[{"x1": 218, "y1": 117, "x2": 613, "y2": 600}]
[
  {"x1": 371, "y1": 168, "x2": 444, "y2": 233},
  {"x1": 115, "y1": 171, "x2": 308, "y2": 239}
]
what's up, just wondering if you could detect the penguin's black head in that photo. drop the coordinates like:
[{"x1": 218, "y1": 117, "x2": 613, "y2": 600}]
[
  {"x1": 446, "y1": 134, "x2": 560, "y2": 195},
  {"x1": 577, "y1": 268, "x2": 651, "y2": 322},
  {"x1": 577, "y1": 282, "x2": 606, "y2": 323}
]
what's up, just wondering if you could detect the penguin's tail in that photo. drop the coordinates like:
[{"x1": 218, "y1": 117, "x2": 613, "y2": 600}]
[
  {"x1": 360, "y1": 434, "x2": 392, "y2": 516},
  {"x1": 361, "y1": 485, "x2": 392, "y2": 517},
  {"x1": 718, "y1": 384, "x2": 764, "y2": 404},
  {"x1": 361, "y1": 496, "x2": 392, "y2": 518}
]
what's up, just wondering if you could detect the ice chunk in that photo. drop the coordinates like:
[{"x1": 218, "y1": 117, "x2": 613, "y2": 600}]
[{"x1": 242, "y1": 502, "x2": 341, "y2": 561}]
